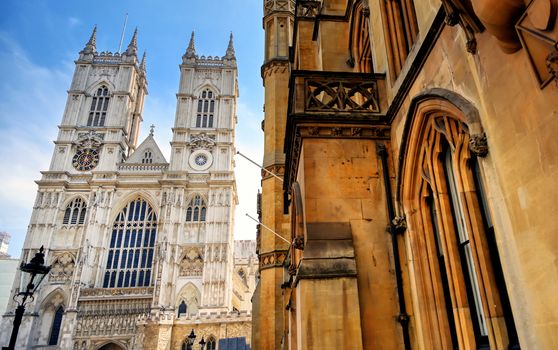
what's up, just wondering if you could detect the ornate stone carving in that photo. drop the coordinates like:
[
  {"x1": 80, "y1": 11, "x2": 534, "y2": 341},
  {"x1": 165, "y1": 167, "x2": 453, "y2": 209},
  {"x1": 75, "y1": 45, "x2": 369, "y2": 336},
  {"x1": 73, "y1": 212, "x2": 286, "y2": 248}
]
[
  {"x1": 441, "y1": 0, "x2": 485, "y2": 54},
  {"x1": 469, "y1": 132, "x2": 489, "y2": 157},
  {"x1": 259, "y1": 250, "x2": 288, "y2": 270},
  {"x1": 306, "y1": 78, "x2": 380, "y2": 113},
  {"x1": 392, "y1": 216, "x2": 407, "y2": 235},
  {"x1": 297, "y1": 0, "x2": 321, "y2": 18},
  {"x1": 49, "y1": 252, "x2": 76, "y2": 283},
  {"x1": 188, "y1": 133, "x2": 216, "y2": 150},
  {"x1": 76, "y1": 131, "x2": 104, "y2": 149},
  {"x1": 179, "y1": 247, "x2": 204, "y2": 277},
  {"x1": 293, "y1": 236, "x2": 305, "y2": 250}
]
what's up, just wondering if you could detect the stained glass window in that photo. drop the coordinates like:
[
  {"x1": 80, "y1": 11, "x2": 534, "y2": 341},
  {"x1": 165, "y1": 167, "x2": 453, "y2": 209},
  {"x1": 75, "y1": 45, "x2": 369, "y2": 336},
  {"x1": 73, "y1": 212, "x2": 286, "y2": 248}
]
[
  {"x1": 186, "y1": 195, "x2": 206, "y2": 222},
  {"x1": 87, "y1": 85, "x2": 110, "y2": 127},
  {"x1": 103, "y1": 198, "x2": 157, "y2": 288},
  {"x1": 195, "y1": 89, "x2": 215, "y2": 128},
  {"x1": 63, "y1": 198, "x2": 87, "y2": 225}
]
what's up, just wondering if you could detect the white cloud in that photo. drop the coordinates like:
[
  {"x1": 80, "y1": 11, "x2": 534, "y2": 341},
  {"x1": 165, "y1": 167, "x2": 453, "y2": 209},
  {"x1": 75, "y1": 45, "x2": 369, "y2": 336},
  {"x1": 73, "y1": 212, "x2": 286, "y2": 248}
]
[{"x1": 0, "y1": 32, "x2": 73, "y2": 256}]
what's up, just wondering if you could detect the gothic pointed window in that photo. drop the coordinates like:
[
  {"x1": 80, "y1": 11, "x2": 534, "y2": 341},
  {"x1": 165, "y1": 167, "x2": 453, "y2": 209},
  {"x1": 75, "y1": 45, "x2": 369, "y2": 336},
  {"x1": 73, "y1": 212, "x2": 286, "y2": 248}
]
[
  {"x1": 195, "y1": 89, "x2": 216, "y2": 128},
  {"x1": 48, "y1": 306, "x2": 64, "y2": 345},
  {"x1": 350, "y1": 1, "x2": 373, "y2": 73},
  {"x1": 103, "y1": 198, "x2": 157, "y2": 288},
  {"x1": 87, "y1": 85, "x2": 110, "y2": 127},
  {"x1": 206, "y1": 336, "x2": 217, "y2": 350},
  {"x1": 401, "y1": 100, "x2": 519, "y2": 349},
  {"x1": 186, "y1": 195, "x2": 207, "y2": 222},
  {"x1": 63, "y1": 198, "x2": 87, "y2": 225}
]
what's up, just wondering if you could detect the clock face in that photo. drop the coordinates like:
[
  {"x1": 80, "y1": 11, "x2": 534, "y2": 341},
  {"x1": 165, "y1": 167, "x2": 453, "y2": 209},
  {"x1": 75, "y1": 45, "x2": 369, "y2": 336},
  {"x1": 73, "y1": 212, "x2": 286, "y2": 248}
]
[
  {"x1": 72, "y1": 148, "x2": 99, "y2": 171},
  {"x1": 195, "y1": 154, "x2": 208, "y2": 166}
]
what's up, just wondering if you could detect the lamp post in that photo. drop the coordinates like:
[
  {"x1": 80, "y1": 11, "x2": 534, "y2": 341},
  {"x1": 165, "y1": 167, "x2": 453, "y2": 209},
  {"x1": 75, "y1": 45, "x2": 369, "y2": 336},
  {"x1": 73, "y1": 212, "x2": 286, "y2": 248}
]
[
  {"x1": 186, "y1": 329, "x2": 196, "y2": 350},
  {"x1": 199, "y1": 336, "x2": 206, "y2": 350},
  {"x1": 2, "y1": 246, "x2": 51, "y2": 350}
]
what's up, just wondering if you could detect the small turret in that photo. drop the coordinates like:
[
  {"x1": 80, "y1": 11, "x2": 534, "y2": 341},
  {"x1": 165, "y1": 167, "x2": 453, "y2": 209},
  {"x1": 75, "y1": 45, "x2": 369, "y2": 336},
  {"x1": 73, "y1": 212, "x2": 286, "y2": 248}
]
[
  {"x1": 124, "y1": 28, "x2": 138, "y2": 57},
  {"x1": 140, "y1": 51, "x2": 147, "y2": 72},
  {"x1": 80, "y1": 25, "x2": 97, "y2": 55},
  {"x1": 224, "y1": 32, "x2": 236, "y2": 60},
  {"x1": 183, "y1": 31, "x2": 197, "y2": 61}
]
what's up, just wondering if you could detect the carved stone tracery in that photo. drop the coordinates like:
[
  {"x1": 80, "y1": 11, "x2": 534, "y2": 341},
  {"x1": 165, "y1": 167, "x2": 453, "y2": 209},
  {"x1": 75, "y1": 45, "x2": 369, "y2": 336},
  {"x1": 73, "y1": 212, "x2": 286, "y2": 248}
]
[
  {"x1": 49, "y1": 252, "x2": 76, "y2": 283},
  {"x1": 179, "y1": 247, "x2": 204, "y2": 277}
]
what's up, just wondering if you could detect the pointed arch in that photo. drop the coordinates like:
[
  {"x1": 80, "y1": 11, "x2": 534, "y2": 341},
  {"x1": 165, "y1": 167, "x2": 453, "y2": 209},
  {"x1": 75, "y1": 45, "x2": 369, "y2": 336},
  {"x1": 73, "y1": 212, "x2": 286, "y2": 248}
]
[
  {"x1": 86, "y1": 83, "x2": 111, "y2": 127},
  {"x1": 36, "y1": 288, "x2": 67, "y2": 347},
  {"x1": 62, "y1": 196, "x2": 88, "y2": 225},
  {"x1": 96, "y1": 341, "x2": 127, "y2": 350},
  {"x1": 110, "y1": 191, "x2": 160, "y2": 223},
  {"x1": 103, "y1": 196, "x2": 157, "y2": 288},
  {"x1": 185, "y1": 194, "x2": 207, "y2": 222},
  {"x1": 176, "y1": 282, "x2": 201, "y2": 315},
  {"x1": 398, "y1": 94, "x2": 519, "y2": 349},
  {"x1": 349, "y1": 0, "x2": 373, "y2": 73},
  {"x1": 194, "y1": 86, "x2": 218, "y2": 128}
]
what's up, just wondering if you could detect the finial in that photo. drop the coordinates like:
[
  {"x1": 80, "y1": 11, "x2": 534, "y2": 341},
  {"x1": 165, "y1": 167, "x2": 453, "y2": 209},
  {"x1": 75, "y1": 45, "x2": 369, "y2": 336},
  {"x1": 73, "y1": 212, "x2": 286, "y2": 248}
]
[
  {"x1": 225, "y1": 31, "x2": 235, "y2": 59},
  {"x1": 183, "y1": 31, "x2": 196, "y2": 59},
  {"x1": 149, "y1": 124, "x2": 155, "y2": 136},
  {"x1": 125, "y1": 27, "x2": 138, "y2": 56},
  {"x1": 140, "y1": 51, "x2": 147, "y2": 71},
  {"x1": 81, "y1": 25, "x2": 97, "y2": 54}
]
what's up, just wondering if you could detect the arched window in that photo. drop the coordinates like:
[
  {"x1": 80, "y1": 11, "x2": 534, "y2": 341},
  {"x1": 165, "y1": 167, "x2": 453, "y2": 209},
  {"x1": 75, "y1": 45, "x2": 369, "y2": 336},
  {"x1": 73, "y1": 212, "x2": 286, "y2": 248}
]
[
  {"x1": 350, "y1": 1, "x2": 373, "y2": 73},
  {"x1": 186, "y1": 195, "x2": 207, "y2": 222},
  {"x1": 63, "y1": 198, "x2": 87, "y2": 225},
  {"x1": 238, "y1": 269, "x2": 247, "y2": 284},
  {"x1": 48, "y1": 306, "x2": 64, "y2": 345},
  {"x1": 401, "y1": 101, "x2": 519, "y2": 349},
  {"x1": 103, "y1": 198, "x2": 157, "y2": 288},
  {"x1": 195, "y1": 89, "x2": 216, "y2": 128},
  {"x1": 206, "y1": 336, "x2": 217, "y2": 350},
  {"x1": 87, "y1": 85, "x2": 110, "y2": 127},
  {"x1": 379, "y1": 0, "x2": 418, "y2": 79},
  {"x1": 178, "y1": 300, "x2": 187, "y2": 317},
  {"x1": 142, "y1": 150, "x2": 153, "y2": 164}
]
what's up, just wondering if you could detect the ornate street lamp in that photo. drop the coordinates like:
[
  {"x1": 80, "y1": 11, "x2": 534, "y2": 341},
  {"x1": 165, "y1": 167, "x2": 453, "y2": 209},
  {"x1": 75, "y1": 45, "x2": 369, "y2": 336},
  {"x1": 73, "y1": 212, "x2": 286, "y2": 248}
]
[
  {"x1": 199, "y1": 336, "x2": 206, "y2": 350},
  {"x1": 186, "y1": 329, "x2": 197, "y2": 350},
  {"x1": 2, "y1": 246, "x2": 51, "y2": 350}
]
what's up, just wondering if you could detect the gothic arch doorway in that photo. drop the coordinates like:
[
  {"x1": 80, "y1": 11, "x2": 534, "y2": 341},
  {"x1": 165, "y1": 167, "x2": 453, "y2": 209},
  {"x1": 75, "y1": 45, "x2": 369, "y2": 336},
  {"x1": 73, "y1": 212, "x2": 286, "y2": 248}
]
[{"x1": 97, "y1": 343, "x2": 125, "y2": 350}]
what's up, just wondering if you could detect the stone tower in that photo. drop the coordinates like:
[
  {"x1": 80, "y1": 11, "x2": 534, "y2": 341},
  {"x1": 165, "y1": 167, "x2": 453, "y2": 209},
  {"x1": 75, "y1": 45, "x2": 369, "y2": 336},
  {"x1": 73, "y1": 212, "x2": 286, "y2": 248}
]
[
  {"x1": 251, "y1": 1, "x2": 295, "y2": 349},
  {"x1": 0, "y1": 28, "x2": 252, "y2": 350}
]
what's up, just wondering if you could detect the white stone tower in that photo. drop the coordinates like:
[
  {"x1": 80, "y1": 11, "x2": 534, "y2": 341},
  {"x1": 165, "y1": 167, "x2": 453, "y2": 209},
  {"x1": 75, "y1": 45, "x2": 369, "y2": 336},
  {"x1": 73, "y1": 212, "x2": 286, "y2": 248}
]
[{"x1": 0, "y1": 28, "x2": 247, "y2": 350}]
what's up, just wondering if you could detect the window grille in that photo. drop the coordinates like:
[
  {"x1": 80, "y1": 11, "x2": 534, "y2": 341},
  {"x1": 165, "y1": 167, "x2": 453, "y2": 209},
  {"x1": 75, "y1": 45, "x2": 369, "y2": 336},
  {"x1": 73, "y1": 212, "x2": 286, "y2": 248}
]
[
  {"x1": 195, "y1": 89, "x2": 216, "y2": 128},
  {"x1": 186, "y1": 195, "x2": 207, "y2": 222},
  {"x1": 103, "y1": 198, "x2": 157, "y2": 288},
  {"x1": 87, "y1": 86, "x2": 110, "y2": 127}
]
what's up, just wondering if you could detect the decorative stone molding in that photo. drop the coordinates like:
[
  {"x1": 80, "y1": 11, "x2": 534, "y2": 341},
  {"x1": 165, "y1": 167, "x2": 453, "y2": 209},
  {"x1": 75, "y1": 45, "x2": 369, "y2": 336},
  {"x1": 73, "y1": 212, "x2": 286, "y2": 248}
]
[
  {"x1": 293, "y1": 236, "x2": 305, "y2": 250},
  {"x1": 441, "y1": 0, "x2": 484, "y2": 54},
  {"x1": 392, "y1": 216, "x2": 407, "y2": 235},
  {"x1": 469, "y1": 132, "x2": 489, "y2": 157},
  {"x1": 259, "y1": 250, "x2": 288, "y2": 270},
  {"x1": 188, "y1": 133, "x2": 216, "y2": 150},
  {"x1": 179, "y1": 247, "x2": 204, "y2": 277},
  {"x1": 49, "y1": 252, "x2": 76, "y2": 283},
  {"x1": 76, "y1": 131, "x2": 104, "y2": 149},
  {"x1": 79, "y1": 287, "x2": 154, "y2": 299}
]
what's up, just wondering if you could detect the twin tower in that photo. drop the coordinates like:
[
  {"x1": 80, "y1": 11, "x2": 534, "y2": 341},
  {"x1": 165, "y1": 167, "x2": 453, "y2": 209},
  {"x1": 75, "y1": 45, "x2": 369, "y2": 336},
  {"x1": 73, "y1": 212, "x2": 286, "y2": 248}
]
[{"x1": 0, "y1": 28, "x2": 255, "y2": 349}]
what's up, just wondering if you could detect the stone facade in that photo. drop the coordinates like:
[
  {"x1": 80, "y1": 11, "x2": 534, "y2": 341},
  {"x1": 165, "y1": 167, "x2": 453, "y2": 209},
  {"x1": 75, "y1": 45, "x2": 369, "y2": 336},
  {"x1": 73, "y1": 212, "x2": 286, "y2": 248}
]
[
  {"x1": 0, "y1": 29, "x2": 254, "y2": 350},
  {"x1": 254, "y1": 0, "x2": 558, "y2": 349}
]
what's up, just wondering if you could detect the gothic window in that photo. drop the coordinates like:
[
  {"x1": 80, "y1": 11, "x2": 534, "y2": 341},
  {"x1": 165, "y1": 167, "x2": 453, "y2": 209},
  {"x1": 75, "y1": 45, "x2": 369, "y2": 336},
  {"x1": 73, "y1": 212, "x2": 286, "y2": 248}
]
[
  {"x1": 350, "y1": 1, "x2": 373, "y2": 73},
  {"x1": 103, "y1": 198, "x2": 157, "y2": 288},
  {"x1": 401, "y1": 100, "x2": 519, "y2": 349},
  {"x1": 195, "y1": 89, "x2": 216, "y2": 128},
  {"x1": 206, "y1": 336, "x2": 217, "y2": 350},
  {"x1": 63, "y1": 198, "x2": 87, "y2": 225},
  {"x1": 142, "y1": 150, "x2": 153, "y2": 164},
  {"x1": 186, "y1": 195, "x2": 207, "y2": 222},
  {"x1": 238, "y1": 268, "x2": 247, "y2": 284},
  {"x1": 379, "y1": 0, "x2": 419, "y2": 79},
  {"x1": 178, "y1": 301, "x2": 187, "y2": 317},
  {"x1": 87, "y1": 85, "x2": 110, "y2": 127},
  {"x1": 48, "y1": 306, "x2": 64, "y2": 345}
]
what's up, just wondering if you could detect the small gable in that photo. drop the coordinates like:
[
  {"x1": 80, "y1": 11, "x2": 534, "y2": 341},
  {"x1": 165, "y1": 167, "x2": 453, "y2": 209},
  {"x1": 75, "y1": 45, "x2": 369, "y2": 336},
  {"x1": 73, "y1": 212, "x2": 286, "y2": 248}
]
[{"x1": 125, "y1": 135, "x2": 168, "y2": 164}]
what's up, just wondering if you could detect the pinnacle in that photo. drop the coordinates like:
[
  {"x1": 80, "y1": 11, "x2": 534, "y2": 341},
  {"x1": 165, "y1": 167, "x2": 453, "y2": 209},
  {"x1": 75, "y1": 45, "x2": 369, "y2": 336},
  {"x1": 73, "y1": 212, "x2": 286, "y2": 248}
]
[
  {"x1": 225, "y1": 32, "x2": 235, "y2": 59},
  {"x1": 125, "y1": 27, "x2": 138, "y2": 56},
  {"x1": 183, "y1": 31, "x2": 196, "y2": 59},
  {"x1": 80, "y1": 25, "x2": 97, "y2": 54},
  {"x1": 140, "y1": 51, "x2": 147, "y2": 71}
]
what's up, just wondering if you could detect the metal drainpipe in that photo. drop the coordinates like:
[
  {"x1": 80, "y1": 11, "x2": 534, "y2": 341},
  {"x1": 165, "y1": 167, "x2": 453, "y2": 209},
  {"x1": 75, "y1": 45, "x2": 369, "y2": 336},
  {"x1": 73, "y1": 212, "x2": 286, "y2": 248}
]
[{"x1": 377, "y1": 143, "x2": 411, "y2": 350}]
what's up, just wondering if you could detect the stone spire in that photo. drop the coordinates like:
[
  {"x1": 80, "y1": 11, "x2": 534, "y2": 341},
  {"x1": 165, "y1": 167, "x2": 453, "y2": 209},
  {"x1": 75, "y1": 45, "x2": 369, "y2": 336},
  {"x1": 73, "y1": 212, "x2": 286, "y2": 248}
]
[
  {"x1": 183, "y1": 31, "x2": 196, "y2": 59},
  {"x1": 224, "y1": 32, "x2": 236, "y2": 59},
  {"x1": 125, "y1": 28, "x2": 138, "y2": 56},
  {"x1": 80, "y1": 25, "x2": 97, "y2": 54},
  {"x1": 140, "y1": 51, "x2": 147, "y2": 72}
]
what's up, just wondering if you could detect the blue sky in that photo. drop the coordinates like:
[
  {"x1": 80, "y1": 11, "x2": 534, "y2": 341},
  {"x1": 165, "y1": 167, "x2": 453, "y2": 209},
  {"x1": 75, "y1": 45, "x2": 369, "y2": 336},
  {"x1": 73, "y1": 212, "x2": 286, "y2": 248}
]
[{"x1": 0, "y1": 0, "x2": 265, "y2": 257}]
